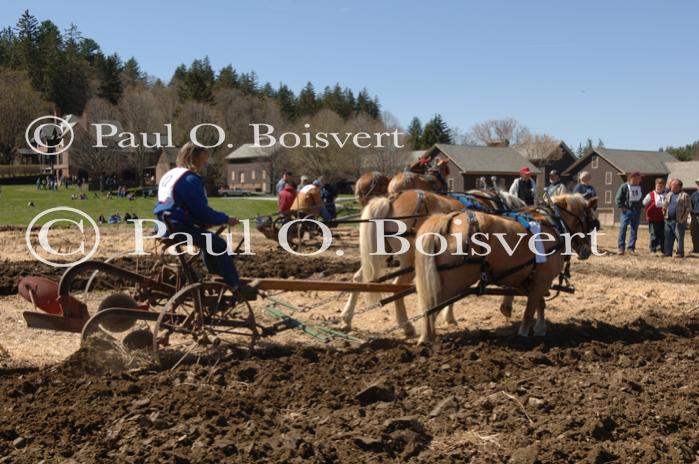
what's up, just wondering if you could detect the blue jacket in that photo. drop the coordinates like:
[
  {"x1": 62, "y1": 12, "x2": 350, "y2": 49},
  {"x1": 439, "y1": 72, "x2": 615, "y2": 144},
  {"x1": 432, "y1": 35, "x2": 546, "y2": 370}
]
[{"x1": 153, "y1": 171, "x2": 228, "y2": 226}]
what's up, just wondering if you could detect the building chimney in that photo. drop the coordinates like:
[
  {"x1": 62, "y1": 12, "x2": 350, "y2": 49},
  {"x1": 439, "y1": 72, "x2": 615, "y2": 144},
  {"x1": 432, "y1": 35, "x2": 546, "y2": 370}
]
[{"x1": 487, "y1": 140, "x2": 510, "y2": 147}]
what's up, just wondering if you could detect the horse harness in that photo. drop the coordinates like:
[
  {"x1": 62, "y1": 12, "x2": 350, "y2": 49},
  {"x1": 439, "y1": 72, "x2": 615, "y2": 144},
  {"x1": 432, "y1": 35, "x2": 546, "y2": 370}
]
[{"x1": 435, "y1": 204, "x2": 586, "y2": 297}]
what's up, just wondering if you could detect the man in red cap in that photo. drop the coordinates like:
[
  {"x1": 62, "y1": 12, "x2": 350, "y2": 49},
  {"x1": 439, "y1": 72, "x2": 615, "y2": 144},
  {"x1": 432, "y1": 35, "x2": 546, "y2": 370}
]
[
  {"x1": 615, "y1": 171, "x2": 643, "y2": 255},
  {"x1": 508, "y1": 167, "x2": 537, "y2": 205}
]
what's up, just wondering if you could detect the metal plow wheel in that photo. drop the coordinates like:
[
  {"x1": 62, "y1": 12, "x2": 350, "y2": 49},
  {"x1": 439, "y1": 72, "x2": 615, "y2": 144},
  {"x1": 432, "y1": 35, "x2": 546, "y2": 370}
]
[
  {"x1": 287, "y1": 217, "x2": 324, "y2": 252},
  {"x1": 153, "y1": 281, "x2": 259, "y2": 367}
]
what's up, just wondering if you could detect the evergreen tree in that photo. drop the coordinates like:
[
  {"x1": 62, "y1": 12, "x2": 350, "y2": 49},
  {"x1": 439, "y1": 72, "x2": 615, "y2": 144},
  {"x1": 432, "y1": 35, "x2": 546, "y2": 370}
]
[
  {"x1": 296, "y1": 82, "x2": 318, "y2": 116},
  {"x1": 37, "y1": 22, "x2": 88, "y2": 115},
  {"x1": 79, "y1": 37, "x2": 101, "y2": 65},
  {"x1": 215, "y1": 65, "x2": 238, "y2": 89},
  {"x1": 261, "y1": 82, "x2": 276, "y2": 98},
  {"x1": 122, "y1": 56, "x2": 144, "y2": 87},
  {"x1": 177, "y1": 57, "x2": 215, "y2": 102},
  {"x1": 276, "y1": 84, "x2": 297, "y2": 120},
  {"x1": 97, "y1": 53, "x2": 123, "y2": 104},
  {"x1": 356, "y1": 88, "x2": 371, "y2": 114},
  {"x1": 15, "y1": 10, "x2": 41, "y2": 88},
  {"x1": 597, "y1": 138, "x2": 605, "y2": 148},
  {"x1": 421, "y1": 114, "x2": 452, "y2": 147},
  {"x1": 407, "y1": 117, "x2": 423, "y2": 150},
  {"x1": 238, "y1": 71, "x2": 258, "y2": 95}
]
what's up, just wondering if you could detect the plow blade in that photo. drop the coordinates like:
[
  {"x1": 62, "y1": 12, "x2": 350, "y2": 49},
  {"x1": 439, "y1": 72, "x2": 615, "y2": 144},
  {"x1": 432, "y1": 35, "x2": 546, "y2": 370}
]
[{"x1": 23, "y1": 311, "x2": 88, "y2": 333}]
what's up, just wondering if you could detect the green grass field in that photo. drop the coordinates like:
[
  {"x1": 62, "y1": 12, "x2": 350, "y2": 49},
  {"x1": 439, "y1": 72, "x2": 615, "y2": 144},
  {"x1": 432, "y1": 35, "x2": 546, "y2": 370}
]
[{"x1": 0, "y1": 184, "x2": 280, "y2": 225}]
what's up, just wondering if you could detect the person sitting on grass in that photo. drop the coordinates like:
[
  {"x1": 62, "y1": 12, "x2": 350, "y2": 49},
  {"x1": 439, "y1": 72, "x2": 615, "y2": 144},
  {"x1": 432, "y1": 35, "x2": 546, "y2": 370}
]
[
  {"x1": 153, "y1": 142, "x2": 257, "y2": 300},
  {"x1": 108, "y1": 213, "x2": 121, "y2": 224}
]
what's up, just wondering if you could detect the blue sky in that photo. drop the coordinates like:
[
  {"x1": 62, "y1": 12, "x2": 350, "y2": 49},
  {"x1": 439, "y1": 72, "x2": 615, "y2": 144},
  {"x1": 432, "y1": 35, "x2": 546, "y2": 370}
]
[{"x1": 3, "y1": 0, "x2": 698, "y2": 150}]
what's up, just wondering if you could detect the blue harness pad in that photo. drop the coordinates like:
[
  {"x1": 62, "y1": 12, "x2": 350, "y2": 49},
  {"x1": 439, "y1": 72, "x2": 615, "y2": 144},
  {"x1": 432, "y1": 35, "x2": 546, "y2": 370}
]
[
  {"x1": 448, "y1": 193, "x2": 483, "y2": 210},
  {"x1": 501, "y1": 211, "x2": 535, "y2": 230}
]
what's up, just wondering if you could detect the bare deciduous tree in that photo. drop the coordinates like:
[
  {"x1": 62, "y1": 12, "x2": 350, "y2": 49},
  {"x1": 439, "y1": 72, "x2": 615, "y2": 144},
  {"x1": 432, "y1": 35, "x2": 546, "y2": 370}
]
[
  {"x1": 469, "y1": 118, "x2": 531, "y2": 146},
  {"x1": 119, "y1": 87, "x2": 169, "y2": 186}
]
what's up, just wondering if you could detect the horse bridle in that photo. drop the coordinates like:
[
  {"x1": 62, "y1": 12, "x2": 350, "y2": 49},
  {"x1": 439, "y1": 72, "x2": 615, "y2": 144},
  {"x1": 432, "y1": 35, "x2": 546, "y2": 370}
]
[{"x1": 551, "y1": 203, "x2": 595, "y2": 253}]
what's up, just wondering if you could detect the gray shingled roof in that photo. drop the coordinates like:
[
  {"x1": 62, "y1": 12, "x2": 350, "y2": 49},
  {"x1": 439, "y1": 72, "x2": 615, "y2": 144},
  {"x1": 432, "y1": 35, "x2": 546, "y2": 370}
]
[
  {"x1": 426, "y1": 144, "x2": 540, "y2": 174},
  {"x1": 565, "y1": 148, "x2": 675, "y2": 175},
  {"x1": 225, "y1": 143, "x2": 280, "y2": 161},
  {"x1": 513, "y1": 140, "x2": 573, "y2": 163},
  {"x1": 665, "y1": 161, "x2": 699, "y2": 188}
]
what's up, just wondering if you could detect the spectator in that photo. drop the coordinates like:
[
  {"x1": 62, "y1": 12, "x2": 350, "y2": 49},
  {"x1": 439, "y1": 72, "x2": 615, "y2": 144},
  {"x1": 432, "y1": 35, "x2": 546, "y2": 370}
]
[
  {"x1": 108, "y1": 213, "x2": 121, "y2": 224},
  {"x1": 276, "y1": 172, "x2": 293, "y2": 196},
  {"x1": 692, "y1": 178, "x2": 699, "y2": 254},
  {"x1": 319, "y1": 177, "x2": 338, "y2": 219},
  {"x1": 662, "y1": 179, "x2": 691, "y2": 258},
  {"x1": 508, "y1": 167, "x2": 536, "y2": 206},
  {"x1": 642, "y1": 178, "x2": 666, "y2": 254},
  {"x1": 36, "y1": 177, "x2": 41, "y2": 190},
  {"x1": 98, "y1": 214, "x2": 106, "y2": 224},
  {"x1": 545, "y1": 170, "x2": 567, "y2": 197},
  {"x1": 615, "y1": 171, "x2": 643, "y2": 255},
  {"x1": 278, "y1": 181, "x2": 297, "y2": 213},
  {"x1": 313, "y1": 179, "x2": 334, "y2": 221},
  {"x1": 299, "y1": 175, "x2": 311, "y2": 188},
  {"x1": 124, "y1": 212, "x2": 132, "y2": 222},
  {"x1": 573, "y1": 171, "x2": 597, "y2": 199}
]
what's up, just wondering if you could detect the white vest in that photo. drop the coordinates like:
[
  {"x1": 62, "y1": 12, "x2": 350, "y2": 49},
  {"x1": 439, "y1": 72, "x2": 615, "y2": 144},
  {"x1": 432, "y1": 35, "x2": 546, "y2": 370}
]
[
  {"x1": 300, "y1": 184, "x2": 316, "y2": 194},
  {"x1": 158, "y1": 167, "x2": 190, "y2": 204}
]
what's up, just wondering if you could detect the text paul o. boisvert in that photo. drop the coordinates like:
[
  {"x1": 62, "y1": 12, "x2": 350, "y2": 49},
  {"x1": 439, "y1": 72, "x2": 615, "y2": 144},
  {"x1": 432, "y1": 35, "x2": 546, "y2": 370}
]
[{"x1": 89, "y1": 122, "x2": 405, "y2": 150}]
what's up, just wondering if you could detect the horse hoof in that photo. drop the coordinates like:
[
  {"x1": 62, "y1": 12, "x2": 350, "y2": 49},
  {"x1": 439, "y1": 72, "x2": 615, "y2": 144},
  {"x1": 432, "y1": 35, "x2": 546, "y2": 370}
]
[
  {"x1": 517, "y1": 325, "x2": 530, "y2": 337},
  {"x1": 338, "y1": 321, "x2": 352, "y2": 333},
  {"x1": 499, "y1": 304, "x2": 512, "y2": 318},
  {"x1": 533, "y1": 325, "x2": 547, "y2": 337},
  {"x1": 403, "y1": 323, "x2": 416, "y2": 338}
]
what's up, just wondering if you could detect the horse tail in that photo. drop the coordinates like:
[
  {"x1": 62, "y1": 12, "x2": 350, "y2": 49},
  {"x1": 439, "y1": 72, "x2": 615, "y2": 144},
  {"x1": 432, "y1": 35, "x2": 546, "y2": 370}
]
[
  {"x1": 415, "y1": 214, "x2": 452, "y2": 323},
  {"x1": 359, "y1": 196, "x2": 392, "y2": 292}
]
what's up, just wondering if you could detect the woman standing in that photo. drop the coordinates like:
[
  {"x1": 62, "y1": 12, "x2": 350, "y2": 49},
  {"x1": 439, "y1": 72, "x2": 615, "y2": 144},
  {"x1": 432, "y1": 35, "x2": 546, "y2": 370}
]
[{"x1": 642, "y1": 178, "x2": 667, "y2": 254}]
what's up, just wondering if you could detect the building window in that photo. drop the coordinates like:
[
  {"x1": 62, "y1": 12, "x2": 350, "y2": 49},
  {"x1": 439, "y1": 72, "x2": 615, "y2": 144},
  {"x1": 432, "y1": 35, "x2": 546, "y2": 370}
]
[
  {"x1": 240, "y1": 172, "x2": 245, "y2": 183},
  {"x1": 447, "y1": 178, "x2": 454, "y2": 192},
  {"x1": 262, "y1": 170, "x2": 267, "y2": 180},
  {"x1": 591, "y1": 156, "x2": 599, "y2": 169},
  {"x1": 251, "y1": 170, "x2": 256, "y2": 180},
  {"x1": 605, "y1": 172, "x2": 612, "y2": 185},
  {"x1": 230, "y1": 171, "x2": 235, "y2": 180},
  {"x1": 605, "y1": 190, "x2": 612, "y2": 204}
]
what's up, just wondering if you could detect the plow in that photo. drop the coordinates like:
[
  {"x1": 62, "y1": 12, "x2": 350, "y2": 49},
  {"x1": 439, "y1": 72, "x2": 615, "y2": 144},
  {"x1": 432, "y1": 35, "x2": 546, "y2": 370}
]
[{"x1": 16, "y1": 220, "x2": 414, "y2": 364}]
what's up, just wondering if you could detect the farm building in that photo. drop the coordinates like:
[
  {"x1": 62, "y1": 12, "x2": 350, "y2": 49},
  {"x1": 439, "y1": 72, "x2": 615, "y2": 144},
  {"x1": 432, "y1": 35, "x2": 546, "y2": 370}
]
[
  {"x1": 153, "y1": 147, "x2": 180, "y2": 183},
  {"x1": 665, "y1": 161, "x2": 699, "y2": 192},
  {"x1": 513, "y1": 140, "x2": 577, "y2": 196},
  {"x1": 224, "y1": 144, "x2": 281, "y2": 193},
  {"x1": 563, "y1": 148, "x2": 676, "y2": 225},
  {"x1": 421, "y1": 144, "x2": 540, "y2": 192}
]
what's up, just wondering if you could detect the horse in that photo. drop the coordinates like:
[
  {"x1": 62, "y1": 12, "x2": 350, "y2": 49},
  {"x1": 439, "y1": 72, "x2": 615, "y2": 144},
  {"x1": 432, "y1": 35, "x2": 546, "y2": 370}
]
[
  {"x1": 388, "y1": 159, "x2": 450, "y2": 195},
  {"x1": 339, "y1": 188, "x2": 526, "y2": 335},
  {"x1": 413, "y1": 194, "x2": 597, "y2": 344},
  {"x1": 354, "y1": 172, "x2": 391, "y2": 206}
]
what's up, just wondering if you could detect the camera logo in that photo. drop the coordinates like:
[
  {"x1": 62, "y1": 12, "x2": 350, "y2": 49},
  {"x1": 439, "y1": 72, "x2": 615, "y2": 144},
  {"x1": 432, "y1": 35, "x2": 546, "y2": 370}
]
[
  {"x1": 25, "y1": 207, "x2": 101, "y2": 267},
  {"x1": 25, "y1": 115, "x2": 74, "y2": 155}
]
